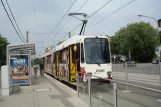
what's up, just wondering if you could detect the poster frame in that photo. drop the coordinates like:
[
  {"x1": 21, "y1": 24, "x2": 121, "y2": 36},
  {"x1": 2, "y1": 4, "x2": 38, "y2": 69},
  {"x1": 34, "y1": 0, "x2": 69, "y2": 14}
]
[{"x1": 9, "y1": 54, "x2": 31, "y2": 85}]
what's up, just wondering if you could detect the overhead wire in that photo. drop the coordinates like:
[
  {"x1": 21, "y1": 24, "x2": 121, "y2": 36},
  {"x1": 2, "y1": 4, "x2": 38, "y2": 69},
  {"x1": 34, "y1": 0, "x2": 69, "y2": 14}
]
[
  {"x1": 29, "y1": 32, "x2": 68, "y2": 35},
  {"x1": 89, "y1": 0, "x2": 112, "y2": 18},
  {"x1": 70, "y1": 23, "x2": 82, "y2": 32},
  {"x1": 51, "y1": 0, "x2": 89, "y2": 40},
  {"x1": 41, "y1": 0, "x2": 77, "y2": 46},
  {"x1": 86, "y1": 0, "x2": 136, "y2": 30},
  {"x1": 32, "y1": 0, "x2": 37, "y2": 24},
  {"x1": 6, "y1": 0, "x2": 26, "y2": 41},
  {"x1": 43, "y1": 0, "x2": 89, "y2": 48},
  {"x1": 47, "y1": 0, "x2": 76, "y2": 38},
  {"x1": 51, "y1": 34, "x2": 68, "y2": 46},
  {"x1": 69, "y1": 0, "x2": 113, "y2": 33},
  {"x1": 1, "y1": 0, "x2": 25, "y2": 43}
]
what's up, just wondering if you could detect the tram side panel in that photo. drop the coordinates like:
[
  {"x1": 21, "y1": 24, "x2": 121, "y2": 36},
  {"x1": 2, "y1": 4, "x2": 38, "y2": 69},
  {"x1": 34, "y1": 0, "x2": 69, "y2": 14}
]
[
  {"x1": 56, "y1": 52, "x2": 59, "y2": 78},
  {"x1": 69, "y1": 45, "x2": 77, "y2": 82},
  {"x1": 44, "y1": 56, "x2": 47, "y2": 73},
  {"x1": 49, "y1": 54, "x2": 53, "y2": 75},
  {"x1": 47, "y1": 55, "x2": 51, "y2": 74},
  {"x1": 58, "y1": 47, "x2": 69, "y2": 81},
  {"x1": 52, "y1": 53, "x2": 56, "y2": 77}
]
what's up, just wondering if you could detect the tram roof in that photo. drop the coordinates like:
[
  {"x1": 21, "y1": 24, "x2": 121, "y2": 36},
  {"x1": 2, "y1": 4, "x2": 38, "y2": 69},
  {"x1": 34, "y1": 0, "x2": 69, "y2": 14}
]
[
  {"x1": 42, "y1": 35, "x2": 109, "y2": 57},
  {"x1": 53, "y1": 35, "x2": 109, "y2": 51}
]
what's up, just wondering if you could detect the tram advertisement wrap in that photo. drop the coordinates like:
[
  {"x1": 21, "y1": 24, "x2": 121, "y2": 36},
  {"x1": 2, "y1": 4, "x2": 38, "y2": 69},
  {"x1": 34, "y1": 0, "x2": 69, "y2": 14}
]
[{"x1": 10, "y1": 55, "x2": 29, "y2": 84}]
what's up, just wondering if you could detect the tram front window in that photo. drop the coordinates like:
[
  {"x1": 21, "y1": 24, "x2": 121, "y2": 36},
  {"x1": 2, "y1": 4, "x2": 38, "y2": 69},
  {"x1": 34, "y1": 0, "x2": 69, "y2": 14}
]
[{"x1": 84, "y1": 38, "x2": 110, "y2": 64}]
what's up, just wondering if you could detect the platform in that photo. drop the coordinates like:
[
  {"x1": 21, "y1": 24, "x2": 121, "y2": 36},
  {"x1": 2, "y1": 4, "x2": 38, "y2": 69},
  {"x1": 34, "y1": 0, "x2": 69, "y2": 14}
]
[{"x1": 0, "y1": 71, "x2": 88, "y2": 107}]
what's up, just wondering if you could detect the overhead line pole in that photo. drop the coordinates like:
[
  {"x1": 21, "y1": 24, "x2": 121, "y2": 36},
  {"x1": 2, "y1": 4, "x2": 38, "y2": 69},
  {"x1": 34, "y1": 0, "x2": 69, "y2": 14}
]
[{"x1": 26, "y1": 31, "x2": 29, "y2": 43}]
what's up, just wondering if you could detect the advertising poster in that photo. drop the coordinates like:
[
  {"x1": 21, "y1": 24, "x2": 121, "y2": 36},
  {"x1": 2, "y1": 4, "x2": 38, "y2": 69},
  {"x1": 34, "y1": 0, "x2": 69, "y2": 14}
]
[{"x1": 10, "y1": 55, "x2": 29, "y2": 84}]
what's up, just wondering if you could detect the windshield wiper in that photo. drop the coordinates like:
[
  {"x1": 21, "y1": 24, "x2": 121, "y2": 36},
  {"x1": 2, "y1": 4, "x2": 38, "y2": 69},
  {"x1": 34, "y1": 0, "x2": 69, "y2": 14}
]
[{"x1": 90, "y1": 55, "x2": 101, "y2": 66}]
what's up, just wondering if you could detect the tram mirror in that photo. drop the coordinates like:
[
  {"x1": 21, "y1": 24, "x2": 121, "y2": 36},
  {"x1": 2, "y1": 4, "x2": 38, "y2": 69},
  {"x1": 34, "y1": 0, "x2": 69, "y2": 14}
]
[{"x1": 74, "y1": 45, "x2": 77, "y2": 52}]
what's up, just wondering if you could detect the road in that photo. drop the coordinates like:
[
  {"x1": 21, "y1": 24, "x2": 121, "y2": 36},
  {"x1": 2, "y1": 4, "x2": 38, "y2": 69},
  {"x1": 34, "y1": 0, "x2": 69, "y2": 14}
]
[
  {"x1": 75, "y1": 64, "x2": 161, "y2": 107},
  {"x1": 112, "y1": 72, "x2": 161, "y2": 89},
  {"x1": 78, "y1": 81, "x2": 161, "y2": 107},
  {"x1": 112, "y1": 63, "x2": 161, "y2": 90},
  {"x1": 77, "y1": 63, "x2": 161, "y2": 107}
]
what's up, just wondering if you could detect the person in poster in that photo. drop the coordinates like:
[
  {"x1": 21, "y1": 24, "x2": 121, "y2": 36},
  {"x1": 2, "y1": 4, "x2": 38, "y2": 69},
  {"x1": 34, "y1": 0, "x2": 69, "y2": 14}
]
[{"x1": 10, "y1": 55, "x2": 29, "y2": 84}]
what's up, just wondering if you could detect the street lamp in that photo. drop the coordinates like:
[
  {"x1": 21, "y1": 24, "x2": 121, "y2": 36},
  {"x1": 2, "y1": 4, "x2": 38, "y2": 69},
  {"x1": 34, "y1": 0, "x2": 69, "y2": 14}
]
[
  {"x1": 138, "y1": 14, "x2": 158, "y2": 23},
  {"x1": 138, "y1": 14, "x2": 161, "y2": 58},
  {"x1": 138, "y1": 15, "x2": 161, "y2": 90},
  {"x1": 138, "y1": 14, "x2": 160, "y2": 32}
]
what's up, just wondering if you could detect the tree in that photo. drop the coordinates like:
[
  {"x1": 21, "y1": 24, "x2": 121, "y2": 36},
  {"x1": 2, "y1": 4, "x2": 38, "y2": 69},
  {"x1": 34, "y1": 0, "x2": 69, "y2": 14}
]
[
  {"x1": 31, "y1": 58, "x2": 41, "y2": 66},
  {"x1": 109, "y1": 36, "x2": 120, "y2": 55},
  {"x1": 0, "y1": 34, "x2": 9, "y2": 66},
  {"x1": 114, "y1": 22, "x2": 159, "y2": 62}
]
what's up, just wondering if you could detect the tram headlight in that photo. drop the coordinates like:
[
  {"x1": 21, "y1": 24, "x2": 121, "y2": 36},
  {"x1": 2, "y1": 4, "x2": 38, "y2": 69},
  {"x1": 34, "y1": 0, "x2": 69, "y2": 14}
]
[
  {"x1": 107, "y1": 71, "x2": 111, "y2": 75},
  {"x1": 107, "y1": 71, "x2": 112, "y2": 80}
]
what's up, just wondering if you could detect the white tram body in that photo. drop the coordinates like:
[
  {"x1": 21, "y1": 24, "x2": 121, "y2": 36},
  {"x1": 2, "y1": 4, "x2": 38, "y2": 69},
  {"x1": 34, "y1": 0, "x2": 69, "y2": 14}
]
[{"x1": 42, "y1": 35, "x2": 112, "y2": 82}]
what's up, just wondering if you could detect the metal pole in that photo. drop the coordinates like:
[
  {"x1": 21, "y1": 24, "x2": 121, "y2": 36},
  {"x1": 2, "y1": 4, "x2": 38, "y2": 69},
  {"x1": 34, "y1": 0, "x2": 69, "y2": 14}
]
[
  {"x1": 125, "y1": 63, "x2": 129, "y2": 90},
  {"x1": 76, "y1": 72, "x2": 79, "y2": 97},
  {"x1": 6, "y1": 45, "x2": 9, "y2": 65},
  {"x1": 158, "y1": 28, "x2": 161, "y2": 90},
  {"x1": 26, "y1": 31, "x2": 28, "y2": 43},
  {"x1": 145, "y1": 66, "x2": 147, "y2": 75},
  {"x1": 113, "y1": 83, "x2": 118, "y2": 107},
  {"x1": 69, "y1": 32, "x2": 71, "y2": 38},
  {"x1": 129, "y1": 51, "x2": 131, "y2": 62},
  {"x1": 29, "y1": 50, "x2": 32, "y2": 86},
  {"x1": 87, "y1": 72, "x2": 92, "y2": 107},
  {"x1": 79, "y1": 21, "x2": 85, "y2": 35},
  {"x1": 159, "y1": 63, "x2": 161, "y2": 85}
]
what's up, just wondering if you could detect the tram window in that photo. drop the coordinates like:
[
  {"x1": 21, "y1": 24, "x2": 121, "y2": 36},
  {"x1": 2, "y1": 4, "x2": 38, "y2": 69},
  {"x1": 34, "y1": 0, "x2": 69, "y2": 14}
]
[
  {"x1": 53, "y1": 53, "x2": 55, "y2": 63},
  {"x1": 81, "y1": 43, "x2": 84, "y2": 63},
  {"x1": 47, "y1": 55, "x2": 50, "y2": 64},
  {"x1": 76, "y1": 44, "x2": 80, "y2": 63},
  {"x1": 54, "y1": 53, "x2": 56, "y2": 64},
  {"x1": 58, "y1": 51, "x2": 63, "y2": 63},
  {"x1": 63, "y1": 47, "x2": 68, "y2": 63},
  {"x1": 72, "y1": 44, "x2": 80, "y2": 63},
  {"x1": 49, "y1": 55, "x2": 51, "y2": 64},
  {"x1": 72, "y1": 45, "x2": 75, "y2": 63}
]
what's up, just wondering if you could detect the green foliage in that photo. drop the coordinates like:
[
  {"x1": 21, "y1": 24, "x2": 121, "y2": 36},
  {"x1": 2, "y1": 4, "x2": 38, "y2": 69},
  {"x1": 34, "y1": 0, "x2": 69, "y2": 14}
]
[
  {"x1": 109, "y1": 36, "x2": 120, "y2": 55},
  {"x1": 0, "y1": 34, "x2": 9, "y2": 66},
  {"x1": 31, "y1": 58, "x2": 41, "y2": 66},
  {"x1": 111, "y1": 22, "x2": 159, "y2": 62}
]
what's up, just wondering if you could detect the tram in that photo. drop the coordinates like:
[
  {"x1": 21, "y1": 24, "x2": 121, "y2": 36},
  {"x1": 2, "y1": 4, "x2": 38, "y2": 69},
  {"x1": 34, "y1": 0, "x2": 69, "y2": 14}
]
[{"x1": 41, "y1": 35, "x2": 112, "y2": 83}]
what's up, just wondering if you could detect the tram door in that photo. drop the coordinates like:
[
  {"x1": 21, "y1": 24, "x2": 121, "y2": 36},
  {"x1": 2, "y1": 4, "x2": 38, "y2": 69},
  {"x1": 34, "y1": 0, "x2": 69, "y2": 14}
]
[
  {"x1": 55, "y1": 52, "x2": 59, "y2": 77},
  {"x1": 69, "y1": 44, "x2": 80, "y2": 82},
  {"x1": 44, "y1": 57, "x2": 47, "y2": 73}
]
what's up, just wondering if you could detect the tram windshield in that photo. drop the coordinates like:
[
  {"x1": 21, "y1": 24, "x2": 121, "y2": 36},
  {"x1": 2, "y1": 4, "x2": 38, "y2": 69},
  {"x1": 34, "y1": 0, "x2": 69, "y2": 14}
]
[{"x1": 84, "y1": 38, "x2": 110, "y2": 64}]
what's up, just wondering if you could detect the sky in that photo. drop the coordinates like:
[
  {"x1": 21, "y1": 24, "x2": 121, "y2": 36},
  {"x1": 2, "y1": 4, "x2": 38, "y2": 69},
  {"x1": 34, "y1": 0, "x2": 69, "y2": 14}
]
[{"x1": 0, "y1": 0, "x2": 161, "y2": 57}]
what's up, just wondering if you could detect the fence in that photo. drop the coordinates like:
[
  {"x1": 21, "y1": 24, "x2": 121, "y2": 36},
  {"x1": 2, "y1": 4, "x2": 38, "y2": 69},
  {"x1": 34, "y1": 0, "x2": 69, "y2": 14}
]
[
  {"x1": 0, "y1": 67, "x2": 2, "y2": 95},
  {"x1": 113, "y1": 63, "x2": 160, "y2": 75},
  {"x1": 76, "y1": 72, "x2": 161, "y2": 107},
  {"x1": 112, "y1": 63, "x2": 161, "y2": 87}
]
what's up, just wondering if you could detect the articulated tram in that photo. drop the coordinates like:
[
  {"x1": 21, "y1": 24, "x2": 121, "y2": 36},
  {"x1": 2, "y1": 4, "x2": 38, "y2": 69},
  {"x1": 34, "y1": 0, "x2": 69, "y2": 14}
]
[{"x1": 41, "y1": 35, "x2": 112, "y2": 83}]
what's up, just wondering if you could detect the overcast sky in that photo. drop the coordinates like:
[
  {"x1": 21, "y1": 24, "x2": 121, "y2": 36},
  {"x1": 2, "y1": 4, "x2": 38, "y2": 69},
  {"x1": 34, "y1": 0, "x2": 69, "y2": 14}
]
[{"x1": 0, "y1": 0, "x2": 161, "y2": 56}]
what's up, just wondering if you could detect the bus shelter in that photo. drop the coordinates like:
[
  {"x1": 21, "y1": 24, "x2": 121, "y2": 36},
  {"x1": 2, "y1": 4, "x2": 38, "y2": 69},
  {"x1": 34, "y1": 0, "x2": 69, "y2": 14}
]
[{"x1": 6, "y1": 43, "x2": 36, "y2": 85}]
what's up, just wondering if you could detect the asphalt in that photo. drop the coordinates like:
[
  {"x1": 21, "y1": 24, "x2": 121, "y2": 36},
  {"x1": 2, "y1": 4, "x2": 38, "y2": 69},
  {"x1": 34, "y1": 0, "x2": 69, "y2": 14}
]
[{"x1": 78, "y1": 81, "x2": 161, "y2": 107}]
